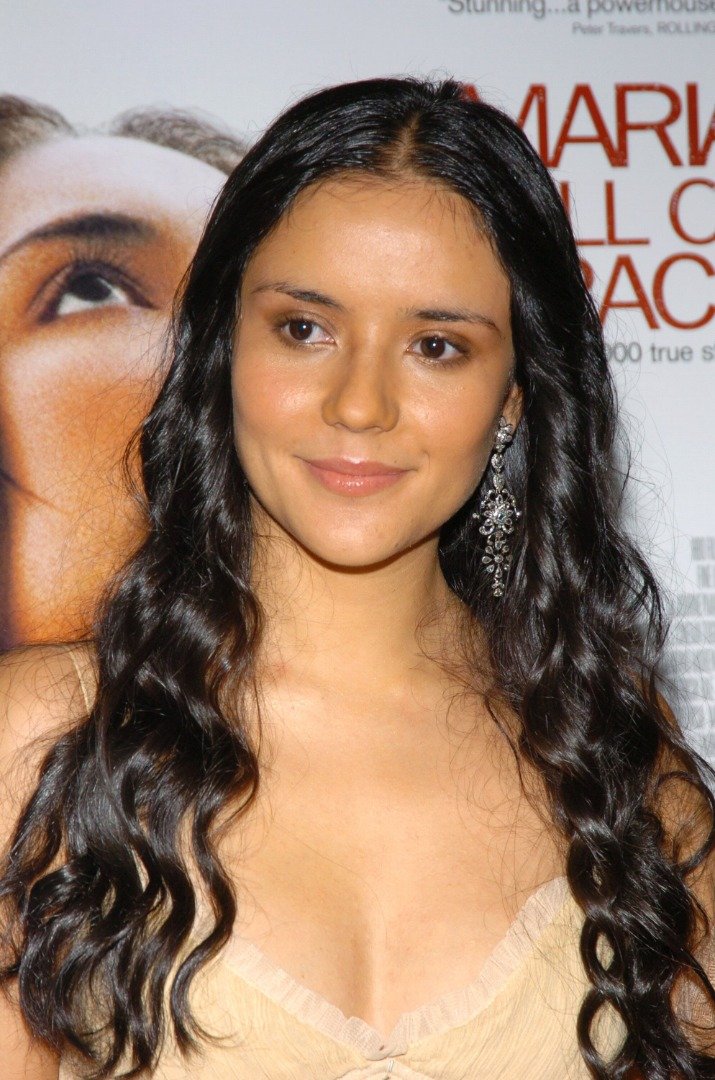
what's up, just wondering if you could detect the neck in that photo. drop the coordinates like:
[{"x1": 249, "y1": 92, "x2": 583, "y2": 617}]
[{"x1": 249, "y1": 505, "x2": 471, "y2": 698}]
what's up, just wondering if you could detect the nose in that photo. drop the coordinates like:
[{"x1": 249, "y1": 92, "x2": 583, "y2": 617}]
[{"x1": 320, "y1": 342, "x2": 400, "y2": 433}]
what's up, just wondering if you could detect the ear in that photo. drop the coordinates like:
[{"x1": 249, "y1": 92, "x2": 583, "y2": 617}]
[{"x1": 502, "y1": 377, "x2": 523, "y2": 433}]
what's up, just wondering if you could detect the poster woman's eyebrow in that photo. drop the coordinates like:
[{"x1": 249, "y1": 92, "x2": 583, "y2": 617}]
[{"x1": 0, "y1": 212, "x2": 157, "y2": 267}]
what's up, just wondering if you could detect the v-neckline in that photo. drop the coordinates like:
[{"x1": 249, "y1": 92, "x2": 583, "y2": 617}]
[{"x1": 216, "y1": 875, "x2": 572, "y2": 1060}]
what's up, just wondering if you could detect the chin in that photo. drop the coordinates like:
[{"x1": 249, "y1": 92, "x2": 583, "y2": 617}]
[
  {"x1": 292, "y1": 526, "x2": 425, "y2": 571},
  {"x1": 251, "y1": 497, "x2": 432, "y2": 568},
  {"x1": 313, "y1": 550, "x2": 409, "y2": 572}
]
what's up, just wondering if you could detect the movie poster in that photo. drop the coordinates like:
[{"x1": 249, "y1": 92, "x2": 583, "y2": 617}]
[{"x1": 0, "y1": 1, "x2": 712, "y2": 755}]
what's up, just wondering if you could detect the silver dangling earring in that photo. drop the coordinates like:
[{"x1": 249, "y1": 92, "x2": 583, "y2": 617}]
[{"x1": 471, "y1": 416, "x2": 521, "y2": 598}]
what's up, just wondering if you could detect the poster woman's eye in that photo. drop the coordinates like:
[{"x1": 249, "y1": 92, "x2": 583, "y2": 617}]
[{"x1": 38, "y1": 261, "x2": 150, "y2": 323}]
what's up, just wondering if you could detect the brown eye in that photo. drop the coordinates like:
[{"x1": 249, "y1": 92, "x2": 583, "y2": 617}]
[
  {"x1": 280, "y1": 318, "x2": 332, "y2": 345},
  {"x1": 422, "y1": 336, "x2": 447, "y2": 358},
  {"x1": 288, "y1": 318, "x2": 315, "y2": 341},
  {"x1": 57, "y1": 271, "x2": 128, "y2": 313},
  {"x1": 37, "y1": 260, "x2": 150, "y2": 323},
  {"x1": 415, "y1": 335, "x2": 464, "y2": 362}
]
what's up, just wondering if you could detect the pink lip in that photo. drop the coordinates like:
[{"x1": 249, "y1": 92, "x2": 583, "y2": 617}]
[
  {"x1": 302, "y1": 457, "x2": 410, "y2": 495},
  {"x1": 306, "y1": 457, "x2": 408, "y2": 476}
]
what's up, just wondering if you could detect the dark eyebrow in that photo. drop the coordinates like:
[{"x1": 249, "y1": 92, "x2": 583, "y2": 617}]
[
  {"x1": 0, "y1": 212, "x2": 156, "y2": 269},
  {"x1": 250, "y1": 282, "x2": 502, "y2": 336},
  {"x1": 407, "y1": 306, "x2": 502, "y2": 336},
  {"x1": 250, "y1": 281, "x2": 344, "y2": 310}
]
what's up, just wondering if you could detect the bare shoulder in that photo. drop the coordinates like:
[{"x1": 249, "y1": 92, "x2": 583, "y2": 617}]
[
  {"x1": 0, "y1": 638, "x2": 97, "y2": 716},
  {"x1": 0, "y1": 983, "x2": 60, "y2": 1079},
  {"x1": 651, "y1": 693, "x2": 714, "y2": 866},
  {"x1": 0, "y1": 643, "x2": 93, "y2": 1078},
  {"x1": 0, "y1": 642, "x2": 97, "y2": 809},
  {"x1": 651, "y1": 693, "x2": 715, "y2": 1050},
  {"x1": 0, "y1": 641, "x2": 99, "y2": 882}
]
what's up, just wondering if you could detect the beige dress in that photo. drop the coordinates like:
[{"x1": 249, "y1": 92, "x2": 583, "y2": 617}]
[{"x1": 59, "y1": 874, "x2": 626, "y2": 1079}]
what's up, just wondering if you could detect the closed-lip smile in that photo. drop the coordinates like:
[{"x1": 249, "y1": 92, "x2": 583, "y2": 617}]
[
  {"x1": 300, "y1": 456, "x2": 411, "y2": 496},
  {"x1": 303, "y1": 457, "x2": 409, "y2": 476}
]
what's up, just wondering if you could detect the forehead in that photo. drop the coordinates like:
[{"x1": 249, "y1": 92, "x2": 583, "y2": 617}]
[
  {"x1": 0, "y1": 135, "x2": 226, "y2": 252},
  {"x1": 278, "y1": 174, "x2": 485, "y2": 241},
  {"x1": 246, "y1": 175, "x2": 508, "y2": 302}
]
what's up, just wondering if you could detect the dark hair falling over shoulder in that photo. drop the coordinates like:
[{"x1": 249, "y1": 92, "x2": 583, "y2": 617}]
[{"x1": 1, "y1": 76, "x2": 714, "y2": 1079}]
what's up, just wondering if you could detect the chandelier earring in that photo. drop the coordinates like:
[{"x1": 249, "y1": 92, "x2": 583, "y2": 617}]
[{"x1": 472, "y1": 416, "x2": 521, "y2": 598}]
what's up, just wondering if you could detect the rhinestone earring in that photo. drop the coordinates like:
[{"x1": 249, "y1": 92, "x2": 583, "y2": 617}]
[{"x1": 472, "y1": 417, "x2": 520, "y2": 598}]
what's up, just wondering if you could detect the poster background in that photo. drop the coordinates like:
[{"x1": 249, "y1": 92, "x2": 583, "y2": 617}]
[{"x1": 1, "y1": 0, "x2": 713, "y2": 757}]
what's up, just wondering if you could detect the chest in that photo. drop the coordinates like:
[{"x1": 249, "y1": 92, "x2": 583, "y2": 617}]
[{"x1": 216, "y1": 696, "x2": 563, "y2": 1036}]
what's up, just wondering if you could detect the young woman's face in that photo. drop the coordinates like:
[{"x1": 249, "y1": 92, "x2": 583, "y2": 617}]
[
  {"x1": 232, "y1": 176, "x2": 521, "y2": 570},
  {"x1": 0, "y1": 135, "x2": 226, "y2": 646}
]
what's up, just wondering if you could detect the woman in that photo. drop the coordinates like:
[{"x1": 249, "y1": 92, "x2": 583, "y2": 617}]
[
  {"x1": 1, "y1": 76, "x2": 714, "y2": 1080},
  {"x1": 0, "y1": 96, "x2": 244, "y2": 648}
]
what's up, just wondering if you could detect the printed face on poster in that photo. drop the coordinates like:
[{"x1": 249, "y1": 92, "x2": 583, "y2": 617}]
[{"x1": 0, "y1": 0, "x2": 712, "y2": 750}]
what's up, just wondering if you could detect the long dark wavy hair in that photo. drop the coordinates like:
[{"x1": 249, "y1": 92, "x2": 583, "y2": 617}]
[{"x1": 2, "y1": 76, "x2": 714, "y2": 1079}]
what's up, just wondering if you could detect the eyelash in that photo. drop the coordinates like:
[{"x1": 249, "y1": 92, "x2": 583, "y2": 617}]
[
  {"x1": 273, "y1": 315, "x2": 470, "y2": 367},
  {"x1": 414, "y1": 334, "x2": 469, "y2": 367},
  {"x1": 274, "y1": 315, "x2": 333, "y2": 347},
  {"x1": 35, "y1": 256, "x2": 149, "y2": 323}
]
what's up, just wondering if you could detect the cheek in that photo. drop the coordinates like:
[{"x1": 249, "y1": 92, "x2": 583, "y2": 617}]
[
  {"x1": 415, "y1": 390, "x2": 498, "y2": 494},
  {"x1": 231, "y1": 353, "x2": 315, "y2": 453}
]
